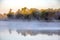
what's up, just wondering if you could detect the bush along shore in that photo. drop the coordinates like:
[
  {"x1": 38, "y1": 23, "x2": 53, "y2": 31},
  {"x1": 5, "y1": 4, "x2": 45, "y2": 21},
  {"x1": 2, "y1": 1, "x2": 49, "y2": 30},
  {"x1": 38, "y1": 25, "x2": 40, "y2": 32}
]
[{"x1": 0, "y1": 7, "x2": 60, "y2": 21}]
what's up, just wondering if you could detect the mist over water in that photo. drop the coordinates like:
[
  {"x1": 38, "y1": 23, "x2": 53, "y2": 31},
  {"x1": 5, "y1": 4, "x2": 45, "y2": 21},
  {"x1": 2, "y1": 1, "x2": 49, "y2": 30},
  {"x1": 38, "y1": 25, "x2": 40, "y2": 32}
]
[
  {"x1": 0, "y1": 20, "x2": 60, "y2": 30},
  {"x1": 0, "y1": 0, "x2": 60, "y2": 40},
  {"x1": 0, "y1": 21, "x2": 60, "y2": 40}
]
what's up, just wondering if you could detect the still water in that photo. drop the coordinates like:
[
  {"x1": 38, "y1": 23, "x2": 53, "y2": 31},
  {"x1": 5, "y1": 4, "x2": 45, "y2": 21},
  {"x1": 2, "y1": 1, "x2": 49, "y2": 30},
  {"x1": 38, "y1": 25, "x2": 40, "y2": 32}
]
[{"x1": 0, "y1": 20, "x2": 60, "y2": 40}]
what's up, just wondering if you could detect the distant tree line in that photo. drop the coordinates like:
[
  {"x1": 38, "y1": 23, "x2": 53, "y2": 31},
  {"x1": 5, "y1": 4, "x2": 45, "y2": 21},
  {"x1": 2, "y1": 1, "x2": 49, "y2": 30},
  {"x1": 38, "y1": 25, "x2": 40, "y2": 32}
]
[{"x1": 0, "y1": 7, "x2": 60, "y2": 21}]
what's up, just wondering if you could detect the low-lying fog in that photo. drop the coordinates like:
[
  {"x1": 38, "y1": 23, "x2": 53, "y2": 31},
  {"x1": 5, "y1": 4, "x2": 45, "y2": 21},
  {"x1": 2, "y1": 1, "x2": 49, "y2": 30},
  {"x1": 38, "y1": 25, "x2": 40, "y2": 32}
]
[{"x1": 0, "y1": 21, "x2": 60, "y2": 40}]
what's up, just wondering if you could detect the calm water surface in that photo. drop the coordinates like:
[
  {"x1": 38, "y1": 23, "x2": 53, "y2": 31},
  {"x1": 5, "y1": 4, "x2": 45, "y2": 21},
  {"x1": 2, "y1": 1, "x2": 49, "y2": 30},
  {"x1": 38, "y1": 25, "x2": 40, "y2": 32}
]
[{"x1": 0, "y1": 21, "x2": 60, "y2": 40}]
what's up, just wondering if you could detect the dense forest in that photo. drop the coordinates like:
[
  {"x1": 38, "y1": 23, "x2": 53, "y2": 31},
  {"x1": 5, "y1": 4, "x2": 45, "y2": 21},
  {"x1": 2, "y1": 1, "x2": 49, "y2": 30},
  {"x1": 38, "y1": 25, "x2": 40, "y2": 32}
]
[{"x1": 0, "y1": 7, "x2": 60, "y2": 21}]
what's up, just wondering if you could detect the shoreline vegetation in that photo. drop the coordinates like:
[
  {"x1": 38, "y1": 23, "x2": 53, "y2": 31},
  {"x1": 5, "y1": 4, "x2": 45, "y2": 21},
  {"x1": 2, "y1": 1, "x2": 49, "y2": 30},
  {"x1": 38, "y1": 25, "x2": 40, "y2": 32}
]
[{"x1": 0, "y1": 7, "x2": 60, "y2": 21}]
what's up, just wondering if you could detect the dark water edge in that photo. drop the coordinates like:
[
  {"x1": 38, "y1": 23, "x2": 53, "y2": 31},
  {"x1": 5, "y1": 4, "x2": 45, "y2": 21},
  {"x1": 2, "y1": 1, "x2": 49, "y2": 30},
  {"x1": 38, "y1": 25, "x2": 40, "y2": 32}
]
[
  {"x1": 9, "y1": 29, "x2": 60, "y2": 36},
  {"x1": 0, "y1": 19, "x2": 60, "y2": 22}
]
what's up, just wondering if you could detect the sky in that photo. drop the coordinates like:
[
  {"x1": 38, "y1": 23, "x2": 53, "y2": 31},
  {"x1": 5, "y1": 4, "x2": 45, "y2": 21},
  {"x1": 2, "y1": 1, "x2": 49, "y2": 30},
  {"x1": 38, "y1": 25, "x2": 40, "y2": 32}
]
[{"x1": 0, "y1": 0, "x2": 60, "y2": 14}]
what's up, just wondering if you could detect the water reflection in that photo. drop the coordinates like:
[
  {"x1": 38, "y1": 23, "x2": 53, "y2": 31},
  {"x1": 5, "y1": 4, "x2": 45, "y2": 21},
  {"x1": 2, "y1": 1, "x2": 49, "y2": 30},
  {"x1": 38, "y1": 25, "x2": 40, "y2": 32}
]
[
  {"x1": 0, "y1": 21, "x2": 60, "y2": 40},
  {"x1": 8, "y1": 29, "x2": 60, "y2": 36},
  {"x1": 0, "y1": 29, "x2": 60, "y2": 40}
]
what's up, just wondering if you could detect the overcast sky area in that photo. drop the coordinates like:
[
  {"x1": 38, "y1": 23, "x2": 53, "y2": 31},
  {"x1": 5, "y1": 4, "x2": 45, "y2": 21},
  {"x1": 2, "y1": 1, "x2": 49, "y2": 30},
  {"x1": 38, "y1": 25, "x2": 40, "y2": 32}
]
[{"x1": 0, "y1": 0, "x2": 60, "y2": 14}]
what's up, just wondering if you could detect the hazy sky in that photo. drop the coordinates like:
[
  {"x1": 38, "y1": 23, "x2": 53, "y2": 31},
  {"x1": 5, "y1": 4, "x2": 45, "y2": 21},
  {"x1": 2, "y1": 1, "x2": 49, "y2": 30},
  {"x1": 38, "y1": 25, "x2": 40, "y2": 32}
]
[{"x1": 0, "y1": 0, "x2": 60, "y2": 13}]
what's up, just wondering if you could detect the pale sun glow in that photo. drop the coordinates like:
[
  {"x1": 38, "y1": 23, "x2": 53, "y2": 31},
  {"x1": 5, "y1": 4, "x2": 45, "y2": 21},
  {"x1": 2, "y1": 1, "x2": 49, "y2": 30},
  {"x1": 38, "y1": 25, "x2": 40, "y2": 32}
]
[{"x1": 0, "y1": 0, "x2": 60, "y2": 13}]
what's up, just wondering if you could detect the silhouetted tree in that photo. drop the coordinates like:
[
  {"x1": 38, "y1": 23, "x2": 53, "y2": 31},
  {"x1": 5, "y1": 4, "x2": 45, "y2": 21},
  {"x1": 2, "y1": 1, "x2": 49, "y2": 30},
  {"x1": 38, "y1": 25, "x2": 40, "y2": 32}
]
[
  {"x1": 15, "y1": 9, "x2": 23, "y2": 19},
  {"x1": 55, "y1": 9, "x2": 60, "y2": 20},
  {"x1": 32, "y1": 11, "x2": 41, "y2": 20},
  {"x1": 7, "y1": 9, "x2": 14, "y2": 19},
  {"x1": 40, "y1": 10, "x2": 48, "y2": 20}
]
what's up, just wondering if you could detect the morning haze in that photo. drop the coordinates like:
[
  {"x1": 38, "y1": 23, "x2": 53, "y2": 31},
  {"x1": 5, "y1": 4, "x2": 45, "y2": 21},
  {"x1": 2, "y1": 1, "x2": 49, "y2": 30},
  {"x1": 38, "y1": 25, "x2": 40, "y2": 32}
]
[{"x1": 0, "y1": 0, "x2": 60, "y2": 14}]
